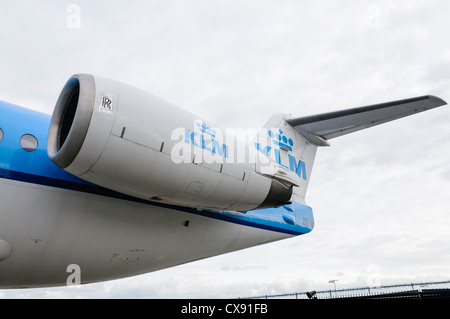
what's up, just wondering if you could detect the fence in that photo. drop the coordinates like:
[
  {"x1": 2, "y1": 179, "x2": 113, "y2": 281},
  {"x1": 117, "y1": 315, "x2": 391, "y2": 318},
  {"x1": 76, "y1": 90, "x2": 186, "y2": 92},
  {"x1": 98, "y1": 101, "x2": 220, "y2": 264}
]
[{"x1": 243, "y1": 280, "x2": 450, "y2": 299}]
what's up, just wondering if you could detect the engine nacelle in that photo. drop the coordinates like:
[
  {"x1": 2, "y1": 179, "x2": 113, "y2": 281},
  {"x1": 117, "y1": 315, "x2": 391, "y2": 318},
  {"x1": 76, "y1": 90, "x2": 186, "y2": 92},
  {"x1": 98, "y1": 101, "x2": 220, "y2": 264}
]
[{"x1": 47, "y1": 74, "x2": 295, "y2": 211}]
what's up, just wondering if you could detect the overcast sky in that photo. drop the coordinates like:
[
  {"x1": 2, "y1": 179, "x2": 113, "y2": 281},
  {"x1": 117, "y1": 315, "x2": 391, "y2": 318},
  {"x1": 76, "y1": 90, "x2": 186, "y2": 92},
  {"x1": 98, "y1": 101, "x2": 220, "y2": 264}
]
[{"x1": 1, "y1": 0, "x2": 450, "y2": 299}]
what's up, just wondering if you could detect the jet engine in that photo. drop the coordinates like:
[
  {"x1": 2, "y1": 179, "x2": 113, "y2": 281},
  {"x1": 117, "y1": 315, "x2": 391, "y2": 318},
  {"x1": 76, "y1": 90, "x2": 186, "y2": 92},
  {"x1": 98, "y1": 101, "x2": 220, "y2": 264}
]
[{"x1": 47, "y1": 74, "x2": 298, "y2": 211}]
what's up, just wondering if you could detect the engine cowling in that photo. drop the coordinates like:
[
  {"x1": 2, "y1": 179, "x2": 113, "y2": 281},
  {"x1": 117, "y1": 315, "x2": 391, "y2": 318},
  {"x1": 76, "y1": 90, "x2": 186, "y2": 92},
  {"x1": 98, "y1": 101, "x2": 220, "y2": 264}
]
[{"x1": 47, "y1": 74, "x2": 294, "y2": 211}]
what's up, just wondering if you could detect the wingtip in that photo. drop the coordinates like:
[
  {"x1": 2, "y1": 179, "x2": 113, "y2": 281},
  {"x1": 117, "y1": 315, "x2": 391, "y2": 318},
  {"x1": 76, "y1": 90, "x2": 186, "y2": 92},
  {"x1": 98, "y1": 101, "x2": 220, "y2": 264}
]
[{"x1": 427, "y1": 95, "x2": 447, "y2": 107}]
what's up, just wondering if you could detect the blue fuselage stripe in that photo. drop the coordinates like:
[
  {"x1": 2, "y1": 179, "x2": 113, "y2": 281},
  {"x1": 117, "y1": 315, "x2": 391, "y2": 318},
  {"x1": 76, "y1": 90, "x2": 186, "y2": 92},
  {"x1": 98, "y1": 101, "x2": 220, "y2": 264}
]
[{"x1": 0, "y1": 168, "x2": 306, "y2": 236}]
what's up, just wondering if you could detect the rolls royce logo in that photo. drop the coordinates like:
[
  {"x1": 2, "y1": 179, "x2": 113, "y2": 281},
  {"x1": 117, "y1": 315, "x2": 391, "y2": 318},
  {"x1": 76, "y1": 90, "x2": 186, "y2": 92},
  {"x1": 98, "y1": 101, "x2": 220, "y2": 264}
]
[{"x1": 100, "y1": 93, "x2": 114, "y2": 112}]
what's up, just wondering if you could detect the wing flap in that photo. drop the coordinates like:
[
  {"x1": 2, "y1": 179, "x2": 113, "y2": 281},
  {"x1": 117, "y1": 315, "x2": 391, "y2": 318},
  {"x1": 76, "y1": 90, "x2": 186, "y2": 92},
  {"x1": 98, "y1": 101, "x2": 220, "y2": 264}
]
[{"x1": 286, "y1": 95, "x2": 446, "y2": 145}]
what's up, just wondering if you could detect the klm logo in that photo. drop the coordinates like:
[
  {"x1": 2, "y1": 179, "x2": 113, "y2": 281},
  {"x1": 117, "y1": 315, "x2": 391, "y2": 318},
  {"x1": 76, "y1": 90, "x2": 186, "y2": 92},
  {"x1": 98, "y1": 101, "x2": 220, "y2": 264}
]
[
  {"x1": 173, "y1": 124, "x2": 306, "y2": 175},
  {"x1": 269, "y1": 129, "x2": 294, "y2": 151},
  {"x1": 184, "y1": 122, "x2": 228, "y2": 158},
  {"x1": 254, "y1": 129, "x2": 307, "y2": 180}
]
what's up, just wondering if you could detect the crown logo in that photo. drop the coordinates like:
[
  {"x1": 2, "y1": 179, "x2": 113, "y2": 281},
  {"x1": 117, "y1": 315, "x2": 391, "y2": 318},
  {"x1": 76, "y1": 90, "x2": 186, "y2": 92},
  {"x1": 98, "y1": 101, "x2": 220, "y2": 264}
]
[
  {"x1": 268, "y1": 129, "x2": 293, "y2": 151},
  {"x1": 196, "y1": 122, "x2": 216, "y2": 138}
]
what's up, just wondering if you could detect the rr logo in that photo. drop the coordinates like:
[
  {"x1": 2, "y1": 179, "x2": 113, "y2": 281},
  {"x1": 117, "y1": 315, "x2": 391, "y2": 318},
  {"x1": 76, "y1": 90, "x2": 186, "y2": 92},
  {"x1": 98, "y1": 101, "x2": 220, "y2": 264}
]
[{"x1": 100, "y1": 94, "x2": 114, "y2": 112}]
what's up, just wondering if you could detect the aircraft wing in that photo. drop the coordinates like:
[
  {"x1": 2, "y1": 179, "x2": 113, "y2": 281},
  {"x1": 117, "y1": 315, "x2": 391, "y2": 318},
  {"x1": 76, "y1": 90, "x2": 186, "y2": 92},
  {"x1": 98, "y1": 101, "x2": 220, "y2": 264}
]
[{"x1": 286, "y1": 95, "x2": 447, "y2": 146}]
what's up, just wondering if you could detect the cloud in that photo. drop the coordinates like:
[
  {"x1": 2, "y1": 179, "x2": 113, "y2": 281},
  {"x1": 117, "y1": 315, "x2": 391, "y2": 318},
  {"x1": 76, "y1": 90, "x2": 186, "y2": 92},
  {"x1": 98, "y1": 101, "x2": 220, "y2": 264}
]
[{"x1": 0, "y1": 0, "x2": 449, "y2": 299}]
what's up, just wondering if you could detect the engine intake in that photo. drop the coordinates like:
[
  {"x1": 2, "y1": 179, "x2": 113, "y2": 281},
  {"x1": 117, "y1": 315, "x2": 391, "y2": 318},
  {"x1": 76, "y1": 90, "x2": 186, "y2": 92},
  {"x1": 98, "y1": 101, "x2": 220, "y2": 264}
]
[{"x1": 48, "y1": 74, "x2": 95, "y2": 169}]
